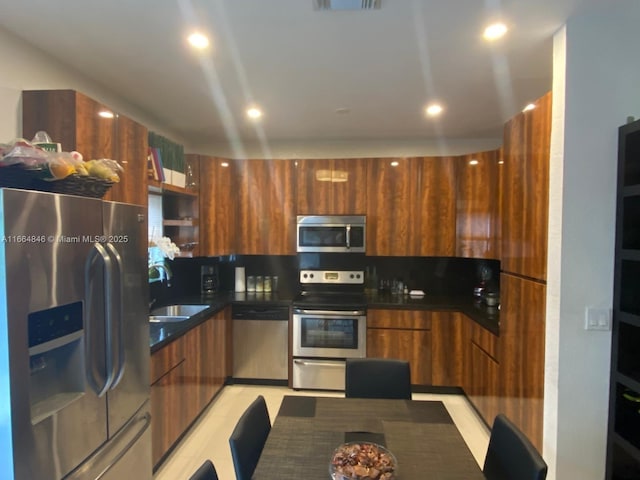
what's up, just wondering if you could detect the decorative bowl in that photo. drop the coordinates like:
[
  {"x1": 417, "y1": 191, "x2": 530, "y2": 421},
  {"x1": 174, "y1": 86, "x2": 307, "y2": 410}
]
[{"x1": 329, "y1": 441, "x2": 397, "y2": 480}]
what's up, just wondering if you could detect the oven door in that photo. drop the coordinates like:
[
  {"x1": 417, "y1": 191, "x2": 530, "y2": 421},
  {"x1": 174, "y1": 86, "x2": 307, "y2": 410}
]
[{"x1": 292, "y1": 309, "x2": 366, "y2": 358}]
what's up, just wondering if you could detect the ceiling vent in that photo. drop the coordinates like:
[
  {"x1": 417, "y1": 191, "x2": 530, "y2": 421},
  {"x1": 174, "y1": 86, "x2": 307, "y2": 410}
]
[{"x1": 313, "y1": 0, "x2": 381, "y2": 10}]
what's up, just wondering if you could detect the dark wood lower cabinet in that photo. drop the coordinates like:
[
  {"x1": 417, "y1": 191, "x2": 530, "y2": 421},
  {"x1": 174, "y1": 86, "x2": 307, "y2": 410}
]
[
  {"x1": 468, "y1": 342, "x2": 501, "y2": 425},
  {"x1": 367, "y1": 327, "x2": 432, "y2": 385},
  {"x1": 150, "y1": 307, "x2": 230, "y2": 468}
]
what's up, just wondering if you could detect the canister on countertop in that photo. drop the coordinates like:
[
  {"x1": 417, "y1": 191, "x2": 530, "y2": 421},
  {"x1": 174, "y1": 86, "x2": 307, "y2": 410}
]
[
  {"x1": 235, "y1": 267, "x2": 246, "y2": 292},
  {"x1": 247, "y1": 275, "x2": 256, "y2": 292},
  {"x1": 256, "y1": 275, "x2": 264, "y2": 292},
  {"x1": 264, "y1": 276, "x2": 272, "y2": 292}
]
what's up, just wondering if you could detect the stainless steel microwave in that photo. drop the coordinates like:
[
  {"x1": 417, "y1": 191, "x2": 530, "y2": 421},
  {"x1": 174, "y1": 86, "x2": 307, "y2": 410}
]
[{"x1": 296, "y1": 215, "x2": 366, "y2": 253}]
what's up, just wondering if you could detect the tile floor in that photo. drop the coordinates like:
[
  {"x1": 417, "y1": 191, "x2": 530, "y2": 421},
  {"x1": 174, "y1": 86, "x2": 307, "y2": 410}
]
[{"x1": 153, "y1": 385, "x2": 491, "y2": 480}]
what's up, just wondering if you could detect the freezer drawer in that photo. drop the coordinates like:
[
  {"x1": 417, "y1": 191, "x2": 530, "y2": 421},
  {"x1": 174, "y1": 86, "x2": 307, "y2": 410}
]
[
  {"x1": 64, "y1": 401, "x2": 151, "y2": 480},
  {"x1": 292, "y1": 358, "x2": 345, "y2": 390}
]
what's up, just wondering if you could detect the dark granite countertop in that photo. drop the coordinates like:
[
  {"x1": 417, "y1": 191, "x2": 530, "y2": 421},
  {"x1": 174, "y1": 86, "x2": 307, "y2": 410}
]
[{"x1": 149, "y1": 291, "x2": 499, "y2": 352}]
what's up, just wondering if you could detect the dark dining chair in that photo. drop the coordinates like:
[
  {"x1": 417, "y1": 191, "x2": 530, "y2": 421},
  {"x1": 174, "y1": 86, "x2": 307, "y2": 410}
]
[
  {"x1": 345, "y1": 358, "x2": 412, "y2": 400},
  {"x1": 483, "y1": 414, "x2": 548, "y2": 480},
  {"x1": 188, "y1": 459, "x2": 219, "y2": 480},
  {"x1": 229, "y1": 395, "x2": 271, "y2": 480}
]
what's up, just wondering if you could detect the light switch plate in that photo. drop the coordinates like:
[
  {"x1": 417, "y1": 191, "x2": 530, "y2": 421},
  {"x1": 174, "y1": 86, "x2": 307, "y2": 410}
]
[{"x1": 585, "y1": 307, "x2": 611, "y2": 331}]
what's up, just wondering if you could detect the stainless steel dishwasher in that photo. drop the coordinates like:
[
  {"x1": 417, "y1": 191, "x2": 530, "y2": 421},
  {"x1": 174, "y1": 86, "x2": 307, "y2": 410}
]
[{"x1": 232, "y1": 305, "x2": 289, "y2": 382}]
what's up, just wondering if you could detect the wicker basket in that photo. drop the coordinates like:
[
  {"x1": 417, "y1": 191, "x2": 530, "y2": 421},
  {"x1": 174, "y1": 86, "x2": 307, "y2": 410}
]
[{"x1": 0, "y1": 165, "x2": 114, "y2": 198}]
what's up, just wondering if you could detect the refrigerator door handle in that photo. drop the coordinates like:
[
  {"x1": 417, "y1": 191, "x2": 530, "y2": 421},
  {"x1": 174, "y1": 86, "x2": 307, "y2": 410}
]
[
  {"x1": 85, "y1": 242, "x2": 113, "y2": 397},
  {"x1": 104, "y1": 242, "x2": 125, "y2": 389}
]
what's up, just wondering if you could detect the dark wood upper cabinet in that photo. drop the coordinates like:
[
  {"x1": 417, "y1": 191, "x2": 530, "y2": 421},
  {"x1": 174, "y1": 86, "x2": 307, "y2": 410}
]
[
  {"x1": 22, "y1": 89, "x2": 148, "y2": 206},
  {"x1": 366, "y1": 157, "x2": 420, "y2": 256},
  {"x1": 235, "y1": 159, "x2": 296, "y2": 255},
  {"x1": 415, "y1": 156, "x2": 457, "y2": 257},
  {"x1": 296, "y1": 158, "x2": 367, "y2": 215},
  {"x1": 199, "y1": 155, "x2": 235, "y2": 256},
  {"x1": 501, "y1": 91, "x2": 551, "y2": 280},
  {"x1": 456, "y1": 149, "x2": 501, "y2": 259},
  {"x1": 367, "y1": 156, "x2": 456, "y2": 256}
]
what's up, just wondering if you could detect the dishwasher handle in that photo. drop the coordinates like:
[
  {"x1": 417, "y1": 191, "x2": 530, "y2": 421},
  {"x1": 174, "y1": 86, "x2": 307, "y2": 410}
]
[{"x1": 232, "y1": 306, "x2": 289, "y2": 320}]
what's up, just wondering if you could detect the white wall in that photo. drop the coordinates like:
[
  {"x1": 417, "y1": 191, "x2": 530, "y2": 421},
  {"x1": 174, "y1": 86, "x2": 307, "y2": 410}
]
[
  {"x1": 0, "y1": 26, "x2": 187, "y2": 146},
  {"x1": 545, "y1": 2, "x2": 640, "y2": 478}
]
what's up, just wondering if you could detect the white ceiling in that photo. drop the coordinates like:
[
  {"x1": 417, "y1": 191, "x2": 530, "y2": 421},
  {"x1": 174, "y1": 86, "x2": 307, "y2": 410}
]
[{"x1": 0, "y1": 0, "x2": 609, "y2": 148}]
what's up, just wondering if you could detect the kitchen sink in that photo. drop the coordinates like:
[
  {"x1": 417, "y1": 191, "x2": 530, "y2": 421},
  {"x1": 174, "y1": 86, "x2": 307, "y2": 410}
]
[
  {"x1": 150, "y1": 304, "x2": 210, "y2": 317},
  {"x1": 149, "y1": 315, "x2": 190, "y2": 323}
]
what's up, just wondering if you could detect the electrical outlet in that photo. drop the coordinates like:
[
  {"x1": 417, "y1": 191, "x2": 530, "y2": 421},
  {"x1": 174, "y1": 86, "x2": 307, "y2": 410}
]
[{"x1": 585, "y1": 307, "x2": 611, "y2": 331}]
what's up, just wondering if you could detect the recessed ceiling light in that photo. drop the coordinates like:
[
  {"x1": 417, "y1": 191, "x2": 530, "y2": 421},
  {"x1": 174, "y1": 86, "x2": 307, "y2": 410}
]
[
  {"x1": 98, "y1": 110, "x2": 114, "y2": 119},
  {"x1": 483, "y1": 22, "x2": 508, "y2": 41},
  {"x1": 523, "y1": 103, "x2": 536, "y2": 112},
  {"x1": 469, "y1": 159, "x2": 479, "y2": 166},
  {"x1": 498, "y1": 160, "x2": 504, "y2": 165},
  {"x1": 246, "y1": 107, "x2": 263, "y2": 120},
  {"x1": 335, "y1": 107, "x2": 351, "y2": 115},
  {"x1": 188, "y1": 32, "x2": 210, "y2": 50},
  {"x1": 425, "y1": 103, "x2": 443, "y2": 117},
  {"x1": 221, "y1": 161, "x2": 229, "y2": 168},
  {"x1": 390, "y1": 161, "x2": 399, "y2": 167}
]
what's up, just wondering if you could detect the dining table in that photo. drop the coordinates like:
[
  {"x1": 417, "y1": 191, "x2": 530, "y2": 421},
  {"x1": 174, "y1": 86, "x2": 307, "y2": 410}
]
[{"x1": 252, "y1": 395, "x2": 486, "y2": 479}]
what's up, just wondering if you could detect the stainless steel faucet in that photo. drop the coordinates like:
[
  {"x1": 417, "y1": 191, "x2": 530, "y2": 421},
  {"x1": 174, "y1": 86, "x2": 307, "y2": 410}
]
[{"x1": 150, "y1": 262, "x2": 172, "y2": 287}]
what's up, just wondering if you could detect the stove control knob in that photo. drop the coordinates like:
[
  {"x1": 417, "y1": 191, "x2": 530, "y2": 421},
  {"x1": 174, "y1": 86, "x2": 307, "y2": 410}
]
[
  {"x1": 350, "y1": 274, "x2": 355, "y2": 279},
  {"x1": 355, "y1": 273, "x2": 361, "y2": 279},
  {"x1": 303, "y1": 273, "x2": 308, "y2": 279},
  {"x1": 309, "y1": 273, "x2": 314, "y2": 279}
]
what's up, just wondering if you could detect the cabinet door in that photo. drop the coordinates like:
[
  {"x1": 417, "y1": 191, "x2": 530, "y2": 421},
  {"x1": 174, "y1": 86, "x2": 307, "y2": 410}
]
[
  {"x1": 366, "y1": 157, "x2": 421, "y2": 256},
  {"x1": 502, "y1": 91, "x2": 551, "y2": 280},
  {"x1": 105, "y1": 113, "x2": 148, "y2": 205},
  {"x1": 431, "y1": 312, "x2": 466, "y2": 386},
  {"x1": 296, "y1": 158, "x2": 368, "y2": 215},
  {"x1": 498, "y1": 272, "x2": 546, "y2": 451},
  {"x1": 468, "y1": 342, "x2": 500, "y2": 425},
  {"x1": 235, "y1": 159, "x2": 296, "y2": 254},
  {"x1": 416, "y1": 156, "x2": 457, "y2": 256},
  {"x1": 150, "y1": 339, "x2": 189, "y2": 465},
  {"x1": 296, "y1": 159, "x2": 333, "y2": 215},
  {"x1": 456, "y1": 150, "x2": 501, "y2": 259},
  {"x1": 199, "y1": 156, "x2": 235, "y2": 255},
  {"x1": 332, "y1": 158, "x2": 368, "y2": 214},
  {"x1": 22, "y1": 89, "x2": 148, "y2": 205},
  {"x1": 367, "y1": 328, "x2": 432, "y2": 385}
]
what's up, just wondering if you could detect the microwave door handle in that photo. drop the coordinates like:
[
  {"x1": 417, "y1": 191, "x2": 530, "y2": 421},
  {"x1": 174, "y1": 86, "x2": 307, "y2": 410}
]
[
  {"x1": 105, "y1": 242, "x2": 125, "y2": 389},
  {"x1": 85, "y1": 242, "x2": 112, "y2": 397},
  {"x1": 346, "y1": 224, "x2": 351, "y2": 249}
]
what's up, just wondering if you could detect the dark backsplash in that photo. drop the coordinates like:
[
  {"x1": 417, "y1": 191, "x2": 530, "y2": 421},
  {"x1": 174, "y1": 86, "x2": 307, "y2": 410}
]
[{"x1": 151, "y1": 254, "x2": 500, "y2": 302}]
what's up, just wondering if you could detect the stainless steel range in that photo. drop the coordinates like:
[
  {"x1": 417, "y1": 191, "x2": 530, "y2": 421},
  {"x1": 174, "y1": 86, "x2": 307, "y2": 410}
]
[{"x1": 292, "y1": 269, "x2": 367, "y2": 390}]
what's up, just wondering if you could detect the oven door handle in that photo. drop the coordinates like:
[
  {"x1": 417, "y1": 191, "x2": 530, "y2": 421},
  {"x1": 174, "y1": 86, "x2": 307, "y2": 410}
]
[
  {"x1": 294, "y1": 309, "x2": 365, "y2": 316},
  {"x1": 294, "y1": 359, "x2": 346, "y2": 368}
]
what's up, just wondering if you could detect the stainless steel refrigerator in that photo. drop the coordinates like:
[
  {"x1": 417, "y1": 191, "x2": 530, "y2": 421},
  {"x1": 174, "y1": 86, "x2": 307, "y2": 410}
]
[{"x1": 0, "y1": 188, "x2": 151, "y2": 480}]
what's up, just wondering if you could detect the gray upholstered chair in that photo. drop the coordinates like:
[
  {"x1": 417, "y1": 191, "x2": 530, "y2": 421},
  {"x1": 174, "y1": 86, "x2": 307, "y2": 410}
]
[
  {"x1": 229, "y1": 395, "x2": 271, "y2": 480},
  {"x1": 345, "y1": 358, "x2": 412, "y2": 400},
  {"x1": 483, "y1": 414, "x2": 548, "y2": 480}
]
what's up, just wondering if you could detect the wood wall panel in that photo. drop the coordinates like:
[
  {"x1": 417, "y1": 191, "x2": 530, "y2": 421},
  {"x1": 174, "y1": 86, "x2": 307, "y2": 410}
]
[
  {"x1": 416, "y1": 156, "x2": 457, "y2": 256},
  {"x1": 456, "y1": 150, "x2": 501, "y2": 259},
  {"x1": 235, "y1": 159, "x2": 296, "y2": 254},
  {"x1": 502, "y1": 91, "x2": 551, "y2": 280},
  {"x1": 199, "y1": 156, "x2": 235, "y2": 255}
]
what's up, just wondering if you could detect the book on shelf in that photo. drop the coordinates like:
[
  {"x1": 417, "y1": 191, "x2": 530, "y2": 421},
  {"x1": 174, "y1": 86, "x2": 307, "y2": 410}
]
[{"x1": 149, "y1": 147, "x2": 165, "y2": 182}]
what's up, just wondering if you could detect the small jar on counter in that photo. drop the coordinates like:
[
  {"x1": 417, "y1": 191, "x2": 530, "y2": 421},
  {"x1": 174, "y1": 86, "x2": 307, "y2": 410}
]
[{"x1": 255, "y1": 275, "x2": 264, "y2": 292}]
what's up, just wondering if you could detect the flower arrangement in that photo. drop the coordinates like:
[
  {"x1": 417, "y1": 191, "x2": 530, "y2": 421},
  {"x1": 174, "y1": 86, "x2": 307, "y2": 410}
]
[{"x1": 148, "y1": 235, "x2": 179, "y2": 282}]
